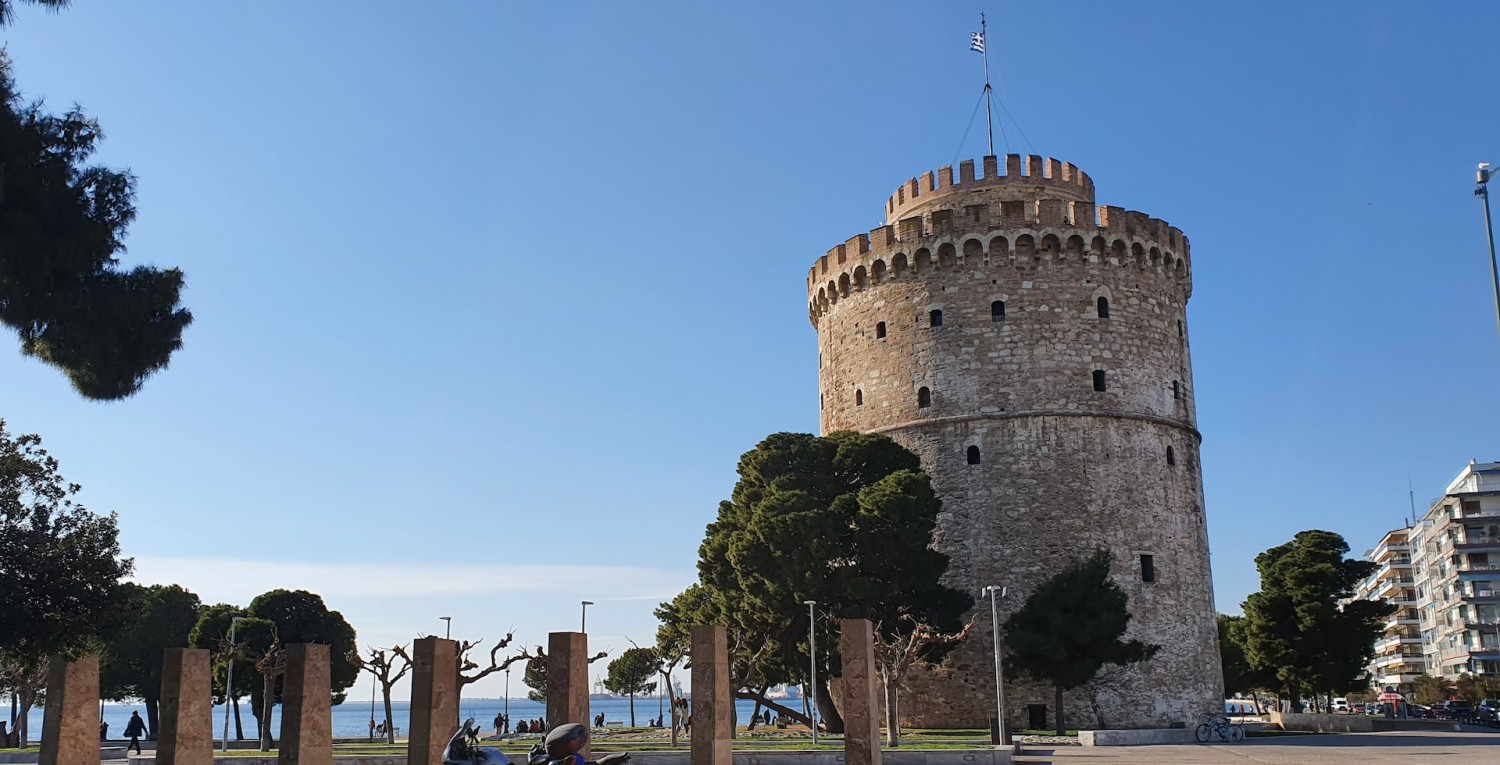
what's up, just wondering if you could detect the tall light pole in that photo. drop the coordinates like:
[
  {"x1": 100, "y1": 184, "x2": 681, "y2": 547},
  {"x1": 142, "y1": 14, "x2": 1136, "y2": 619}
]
[
  {"x1": 221, "y1": 616, "x2": 246, "y2": 752},
  {"x1": 581, "y1": 601, "x2": 594, "y2": 633},
  {"x1": 804, "y1": 599, "x2": 818, "y2": 744},
  {"x1": 982, "y1": 585, "x2": 1008, "y2": 745},
  {"x1": 1473, "y1": 163, "x2": 1500, "y2": 342},
  {"x1": 440, "y1": 616, "x2": 452, "y2": 639},
  {"x1": 504, "y1": 666, "x2": 511, "y2": 735}
]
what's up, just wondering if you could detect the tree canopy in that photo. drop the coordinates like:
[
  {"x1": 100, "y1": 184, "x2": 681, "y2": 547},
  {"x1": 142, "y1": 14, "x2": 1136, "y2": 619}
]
[
  {"x1": 660, "y1": 431, "x2": 972, "y2": 733},
  {"x1": 1003, "y1": 548, "x2": 1157, "y2": 734},
  {"x1": 100, "y1": 584, "x2": 202, "y2": 736},
  {"x1": 0, "y1": 420, "x2": 133, "y2": 657},
  {"x1": 1240, "y1": 530, "x2": 1392, "y2": 709},
  {"x1": 0, "y1": 47, "x2": 191, "y2": 399},
  {"x1": 604, "y1": 647, "x2": 660, "y2": 727},
  {"x1": 246, "y1": 589, "x2": 359, "y2": 703}
]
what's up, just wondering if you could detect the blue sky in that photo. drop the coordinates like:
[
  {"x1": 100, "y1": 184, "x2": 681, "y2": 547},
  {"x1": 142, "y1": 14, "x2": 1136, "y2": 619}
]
[{"x1": 5, "y1": 1, "x2": 1500, "y2": 700}]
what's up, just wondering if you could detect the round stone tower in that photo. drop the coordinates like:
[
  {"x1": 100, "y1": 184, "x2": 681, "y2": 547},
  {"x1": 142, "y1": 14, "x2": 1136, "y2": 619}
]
[{"x1": 807, "y1": 154, "x2": 1221, "y2": 729}]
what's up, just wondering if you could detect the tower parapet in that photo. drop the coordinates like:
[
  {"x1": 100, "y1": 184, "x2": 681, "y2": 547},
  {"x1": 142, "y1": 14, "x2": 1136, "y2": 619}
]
[{"x1": 886, "y1": 154, "x2": 1095, "y2": 224}]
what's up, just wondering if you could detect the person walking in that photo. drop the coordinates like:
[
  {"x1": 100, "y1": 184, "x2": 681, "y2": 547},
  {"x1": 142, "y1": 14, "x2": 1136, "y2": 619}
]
[{"x1": 123, "y1": 711, "x2": 146, "y2": 754}]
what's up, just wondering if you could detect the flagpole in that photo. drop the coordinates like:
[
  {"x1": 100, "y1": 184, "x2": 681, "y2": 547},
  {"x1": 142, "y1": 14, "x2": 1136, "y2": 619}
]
[{"x1": 980, "y1": 13, "x2": 994, "y2": 157}]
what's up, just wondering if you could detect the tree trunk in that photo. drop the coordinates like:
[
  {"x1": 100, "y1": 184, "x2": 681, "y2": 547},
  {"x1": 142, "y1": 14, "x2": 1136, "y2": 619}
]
[
  {"x1": 882, "y1": 671, "x2": 899, "y2": 747},
  {"x1": 145, "y1": 697, "x2": 160, "y2": 741},
  {"x1": 1054, "y1": 684, "x2": 1065, "y2": 736},
  {"x1": 733, "y1": 689, "x2": 810, "y2": 727},
  {"x1": 663, "y1": 670, "x2": 679, "y2": 747},
  {"x1": 233, "y1": 697, "x2": 244, "y2": 740},
  {"x1": 260, "y1": 675, "x2": 275, "y2": 751},
  {"x1": 628, "y1": 692, "x2": 635, "y2": 727},
  {"x1": 814, "y1": 676, "x2": 844, "y2": 735},
  {"x1": 17, "y1": 688, "x2": 30, "y2": 748},
  {"x1": 383, "y1": 688, "x2": 396, "y2": 744}
]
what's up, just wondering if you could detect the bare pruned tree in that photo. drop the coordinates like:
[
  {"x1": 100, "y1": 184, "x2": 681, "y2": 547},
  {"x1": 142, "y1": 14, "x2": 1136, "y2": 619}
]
[
  {"x1": 363, "y1": 646, "x2": 412, "y2": 744},
  {"x1": 873, "y1": 615, "x2": 975, "y2": 746}
]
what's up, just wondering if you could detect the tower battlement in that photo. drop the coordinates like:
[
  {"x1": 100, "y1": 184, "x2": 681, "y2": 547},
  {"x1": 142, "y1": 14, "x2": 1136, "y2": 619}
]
[{"x1": 886, "y1": 154, "x2": 1095, "y2": 224}]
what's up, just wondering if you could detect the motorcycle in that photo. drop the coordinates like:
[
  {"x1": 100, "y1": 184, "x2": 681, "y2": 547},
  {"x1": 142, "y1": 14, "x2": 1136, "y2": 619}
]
[{"x1": 442, "y1": 719, "x2": 630, "y2": 765}]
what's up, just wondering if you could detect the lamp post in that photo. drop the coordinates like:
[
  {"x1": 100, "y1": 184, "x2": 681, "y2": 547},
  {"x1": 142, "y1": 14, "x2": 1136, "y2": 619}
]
[
  {"x1": 804, "y1": 599, "x2": 818, "y2": 744},
  {"x1": 221, "y1": 616, "x2": 246, "y2": 752},
  {"x1": 1472, "y1": 164, "x2": 1500, "y2": 343},
  {"x1": 581, "y1": 601, "x2": 594, "y2": 633},
  {"x1": 440, "y1": 616, "x2": 452, "y2": 639},
  {"x1": 982, "y1": 585, "x2": 1008, "y2": 745},
  {"x1": 504, "y1": 666, "x2": 511, "y2": 735}
]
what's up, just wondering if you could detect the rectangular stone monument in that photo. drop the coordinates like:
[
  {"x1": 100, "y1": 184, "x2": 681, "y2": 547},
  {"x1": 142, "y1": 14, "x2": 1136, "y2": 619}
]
[
  {"x1": 689, "y1": 625, "x2": 730, "y2": 765},
  {"x1": 158, "y1": 648, "x2": 213, "y2": 765},
  {"x1": 840, "y1": 619, "x2": 882, "y2": 765},
  {"x1": 546, "y1": 632, "x2": 590, "y2": 758},
  {"x1": 39, "y1": 655, "x2": 99, "y2": 765},
  {"x1": 279, "y1": 644, "x2": 332, "y2": 765},
  {"x1": 408, "y1": 637, "x2": 459, "y2": 765}
]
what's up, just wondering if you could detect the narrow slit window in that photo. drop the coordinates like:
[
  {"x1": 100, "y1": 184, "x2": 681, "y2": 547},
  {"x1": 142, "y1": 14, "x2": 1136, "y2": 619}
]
[
  {"x1": 967, "y1": 445, "x2": 981, "y2": 465},
  {"x1": 991, "y1": 301, "x2": 1006, "y2": 321},
  {"x1": 929, "y1": 309, "x2": 944, "y2": 327},
  {"x1": 1177, "y1": 319, "x2": 1183, "y2": 338},
  {"x1": 1097, "y1": 296, "x2": 1110, "y2": 319},
  {"x1": 876, "y1": 321, "x2": 887, "y2": 339},
  {"x1": 1172, "y1": 380, "x2": 1180, "y2": 399},
  {"x1": 1166, "y1": 445, "x2": 1176, "y2": 465},
  {"x1": 1092, "y1": 369, "x2": 1107, "y2": 392},
  {"x1": 855, "y1": 389, "x2": 863, "y2": 406},
  {"x1": 917, "y1": 386, "x2": 932, "y2": 408},
  {"x1": 1140, "y1": 554, "x2": 1156, "y2": 583}
]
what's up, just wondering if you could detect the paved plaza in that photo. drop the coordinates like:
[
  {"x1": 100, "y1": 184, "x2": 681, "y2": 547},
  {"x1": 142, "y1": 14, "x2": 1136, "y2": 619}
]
[{"x1": 1026, "y1": 731, "x2": 1499, "y2": 765}]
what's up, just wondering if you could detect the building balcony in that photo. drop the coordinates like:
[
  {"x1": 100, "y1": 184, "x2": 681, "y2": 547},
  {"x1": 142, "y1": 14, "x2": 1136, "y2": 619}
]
[
  {"x1": 1373, "y1": 635, "x2": 1423, "y2": 653},
  {"x1": 1456, "y1": 537, "x2": 1500, "y2": 551},
  {"x1": 1463, "y1": 589, "x2": 1500, "y2": 601},
  {"x1": 1384, "y1": 615, "x2": 1421, "y2": 630},
  {"x1": 1374, "y1": 672, "x2": 1424, "y2": 685},
  {"x1": 1372, "y1": 653, "x2": 1425, "y2": 668},
  {"x1": 1458, "y1": 563, "x2": 1500, "y2": 576}
]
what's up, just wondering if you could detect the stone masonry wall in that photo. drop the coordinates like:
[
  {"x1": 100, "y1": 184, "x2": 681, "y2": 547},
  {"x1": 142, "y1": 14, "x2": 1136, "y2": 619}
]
[{"x1": 808, "y1": 154, "x2": 1222, "y2": 729}]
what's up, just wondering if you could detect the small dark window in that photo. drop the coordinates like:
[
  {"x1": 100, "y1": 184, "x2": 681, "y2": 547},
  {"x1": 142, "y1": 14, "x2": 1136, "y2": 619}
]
[
  {"x1": 966, "y1": 445, "x2": 981, "y2": 465},
  {"x1": 991, "y1": 301, "x2": 1006, "y2": 321},
  {"x1": 1177, "y1": 319, "x2": 1183, "y2": 338},
  {"x1": 1172, "y1": 380, "x2": 1180, "y2": 399},
  {"x1": 1166, "y1": 445, "x2": 1176, "y2": 465},
  {"x1": 1092, "y1": 370, "x2": 1106, "y2": 392},
  {"x1": 1097, "y1": 296, "x2": 1110, "y2": 319},
  {"x1": 929, "y1": 309, "x2": 944, "y2": 327},
  {"x1": 855, "y1": 389, "x2": 863, "y2": 406},
  {"x1": 917, "y1": 386, "x2": 932, "y2": 408},
  {"x1": 876, "y1": 321, "x2": 887, "y2": 339},
  {"x1": 1140, "y1": 554, "x2": 1156, "y2": 583},
  {"x1": 819, "y1": 393, "x2": 823, "y2": 410}
]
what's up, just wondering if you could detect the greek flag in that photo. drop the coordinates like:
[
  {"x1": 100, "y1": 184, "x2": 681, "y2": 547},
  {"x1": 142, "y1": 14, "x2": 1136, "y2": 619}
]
[{"x1": 970, "y1": 32, "x2": 984, "y2": 54}]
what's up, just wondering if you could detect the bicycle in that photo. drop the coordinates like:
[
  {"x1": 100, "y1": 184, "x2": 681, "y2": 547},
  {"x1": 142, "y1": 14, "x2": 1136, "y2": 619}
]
[{"x1": 1194, "y1": 713, "x2": 1245, "y2": 743}]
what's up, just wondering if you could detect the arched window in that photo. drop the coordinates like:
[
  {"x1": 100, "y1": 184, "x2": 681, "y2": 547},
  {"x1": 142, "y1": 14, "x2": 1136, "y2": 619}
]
[
  {"x1": 966, "y1": 445, "x2": 981, "y2": 465},
  {"x1": 1097, "y1": 296, "x2": 1110, "y2": 319},
  {"x1": 1172, "y1": 380, "x2": 1180, "y2": 400},
  {"x1": 855, "y1": 389, "x2": 863, "y2": 406},
  {"x1": 929, "y1": 309, "x2": 944, "y2": 327},
  {"x1": 1166, "y1": 445, "x2": 1176, "y2": 465},
  {"x1": 876, "y1": 321, "x2": 887, "y2": 339},
  {"x1": 1092, "y1": 369, "x2": 1107, "y2": 392},
  {"x1": 918, "y1": 386, "x2": 932, "y2": 408},
  {"x1": 991, "y1": 301, "x2": 1006, "y2": 321}
]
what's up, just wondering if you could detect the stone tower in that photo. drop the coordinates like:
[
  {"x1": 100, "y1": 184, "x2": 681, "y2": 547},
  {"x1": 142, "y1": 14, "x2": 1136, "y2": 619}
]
[{"x1": 806, "y1": 154, "x2": 1221, "y2": 729}]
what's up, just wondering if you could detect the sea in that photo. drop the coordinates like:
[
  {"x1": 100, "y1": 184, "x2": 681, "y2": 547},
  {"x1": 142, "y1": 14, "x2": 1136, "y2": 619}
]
[{"x1": 30, "y1": 698, "x2": 785, "y2": 739}]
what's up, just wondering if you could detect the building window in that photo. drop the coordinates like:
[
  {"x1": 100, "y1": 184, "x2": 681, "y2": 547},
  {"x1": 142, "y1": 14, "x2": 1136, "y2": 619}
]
[
  {"x1": 1172, "y1": 380, "x2": 1180, "y2": 399},
  {"x1": 1092, "y1": 369, "x2": 1107, "y2": 392},
  {"x1": 855, "y1": 389, "x2": 863, "y2": 406},
  {"x1": 929, "y1": 309, "x2": 944, "y2": 327},
  {"x1": 1177, "y1": 319, "x2": 1183, "y2": 338},
  {"x1": 876, "y1": 321, "x2": 887, "y2": 339},
  {"x1": 1097, "y1": 296, "x2": 1110, "y2": 319},
  {"x1": 1140, "y1": 554, "x2": 1156, "y2": 583},
  {"x1": 1166, "y1": 445, "x2": 1176, "y2": 466},
  {"x1": 967, "y1": 445, "x2": 981, "y2": 465},
  {"x1": 918, "y1": 386, "x2": 932, "y2": 408},
  {"x1": 991, "y1": 301, "x2": 1006, "y2": 321}
]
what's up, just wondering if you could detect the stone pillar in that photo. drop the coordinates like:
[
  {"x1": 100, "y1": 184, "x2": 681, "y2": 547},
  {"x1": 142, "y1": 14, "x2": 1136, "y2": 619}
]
[
  {"x1": 840, "y1": 620, "x2": 882, "y2": 765},
  {"x1": 408, "y1": 637, "x2": 459, "y2": 765},
  {"x1": 158, "y1": 648, "x2": 213, "y2": 765},
  {"x1": 278, "y1": 644, "x2": 332, "y2": 765},
  {"x1": 689, "y1": 625, "x2": 730, "y2": 765},
  {"x1": 39, "y1": 655, "x2": 99, "y2": 765},
  {"x1": 546, "y1": 632, "x2": 589, "y2": 758}
]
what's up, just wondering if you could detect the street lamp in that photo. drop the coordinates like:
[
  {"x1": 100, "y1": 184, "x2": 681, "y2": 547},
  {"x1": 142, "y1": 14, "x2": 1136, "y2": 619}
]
[
  {"x1": 982, "y1": 585, "x2": 1008, "y2": 745},
  {"x1": 440, "y1": 616, "x2": 452, "y2": 639},
  {"x1": 1472, "y1": 163, "x2": 1500, "y2": 343},
  {"x1": 581, "y1": 601, "x2": 594, "y2": 633},
  {"x1": 221, "y1": 616, "x2": 246, "y2": 752},
  {"x1": 804, "y1": 600, "x2": 818, "y2": 744},
  {"x1": 504, "y1": 665, "x2": 511, "y2": 735}
]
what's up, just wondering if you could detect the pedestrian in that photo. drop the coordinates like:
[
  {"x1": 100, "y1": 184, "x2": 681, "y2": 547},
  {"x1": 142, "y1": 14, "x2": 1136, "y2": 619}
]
[
  {"x1": 494, "y1": 713, "x2": 503, "y2": 736},
  {"x1": 516, "y1": 720, "x2": 529, "y2": 735},
  {"x1": 100, "y1": 719, "x2": 109, "y2": 741},
  {"x1": 123, "y1": 711, "x2": 147, "y2": 755}
]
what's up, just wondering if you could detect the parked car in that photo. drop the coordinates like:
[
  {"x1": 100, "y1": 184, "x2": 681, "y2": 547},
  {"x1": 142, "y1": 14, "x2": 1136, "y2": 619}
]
[
  {"x1": 1332, "y1": 697, "x2": 1350, "y2": 713},
  {"x1": 1410, "y1": 704, "x2": 1435, "y2": 719},
  {"x1": 1436, "y1": 700, "x2": 1474, "y2": 720},
  {"x1": 1478, "y1": 699, "x2": 1500, "y2": 722},
  {"x1": 1365, "y1": 703, "x2": 1388, "y2": 716}
]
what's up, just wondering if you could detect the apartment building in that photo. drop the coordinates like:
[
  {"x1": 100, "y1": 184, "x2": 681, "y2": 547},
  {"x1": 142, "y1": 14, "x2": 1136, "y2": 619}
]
[
  {"x1": 1408, "y1": 460, "x2": 1500, "y2": 680},
  {"x1": 1351, "y1": 527, "x2": 1423, "y2": 687}
]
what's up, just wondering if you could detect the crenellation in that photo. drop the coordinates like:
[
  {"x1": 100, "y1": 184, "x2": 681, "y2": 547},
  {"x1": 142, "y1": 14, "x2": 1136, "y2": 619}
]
[
  {"x1": 897, "y1": 215, "x2": 924, "y2": 240},
  {"x1": 1027, "y1": 154, "x2": 1044, "y2": 177},
  {"x1": 920, "y1": 170, "x2": 935, "y2": 193},
  {"x1": 938, "y1": 165, "x2": 953, "y2": 189},
  {"x1": 959, "y1": 159, "x2": 976, "y2": 183},
  {"x1": 1005, "y1": 154, "x2": 1021, "y2": 177},
  {"x1": 1037, "y1": 199, "x2": 1066, "y2": 226}
]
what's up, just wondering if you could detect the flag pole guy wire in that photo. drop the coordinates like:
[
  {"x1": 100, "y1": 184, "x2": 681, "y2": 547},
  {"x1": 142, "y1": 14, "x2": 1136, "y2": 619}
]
[{"x1": 972, "y1": 14, "x2": 995, "y2": 157}]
